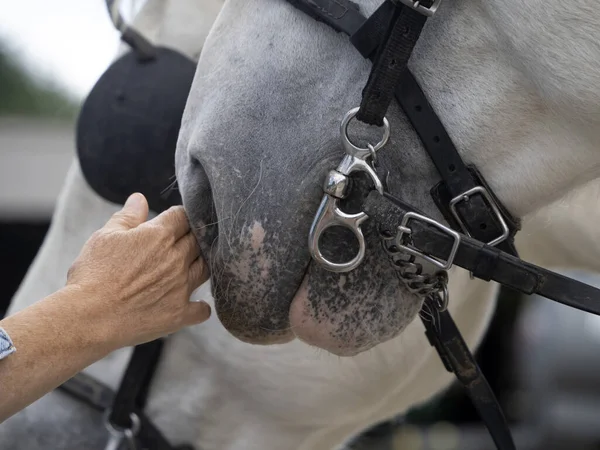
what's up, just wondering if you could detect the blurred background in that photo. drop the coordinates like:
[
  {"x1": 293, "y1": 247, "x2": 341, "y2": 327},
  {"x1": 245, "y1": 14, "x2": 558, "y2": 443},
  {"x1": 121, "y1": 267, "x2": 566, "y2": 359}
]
[
  {"x1": 0, "y1": 0, "x2": 137, "y2": 317},
  {"x1": 2, "y1": 2, "x2": 600, "y2": 450}
]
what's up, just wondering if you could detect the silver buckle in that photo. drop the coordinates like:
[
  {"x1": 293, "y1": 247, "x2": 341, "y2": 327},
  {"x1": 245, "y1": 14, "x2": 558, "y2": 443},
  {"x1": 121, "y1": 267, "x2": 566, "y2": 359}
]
[
  {"x1": 449, "y1": 186, "x2": 509, "y2": 247},
  {"x1": 396, "y1": 0, "x2": 442, "y2": 17},
  {"x1": 395, "y1": 212, "x2": 461, "y2": 270}
]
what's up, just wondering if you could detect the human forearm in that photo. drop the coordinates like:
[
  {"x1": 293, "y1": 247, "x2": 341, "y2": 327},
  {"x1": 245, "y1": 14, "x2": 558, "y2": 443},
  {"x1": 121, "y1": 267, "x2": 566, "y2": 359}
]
[
  {"x1": 0, "y1": 285, "x2": 113, "y2": 423},
  {"x1": 0, "y1": 197, "x2": 210, "y2": 423}
]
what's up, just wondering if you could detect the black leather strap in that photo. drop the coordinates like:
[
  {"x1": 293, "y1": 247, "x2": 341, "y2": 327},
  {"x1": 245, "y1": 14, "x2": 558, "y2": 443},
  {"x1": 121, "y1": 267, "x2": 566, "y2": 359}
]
[
  {"x1": 356, "y1": 1, "x2": 431, "y2": 126},
  {"x1": 421, "y1": 299, "x2": 516, "y2": 450},
  {"x1": 394, "y1": 71, "x2": 521, "y2": 255},
  {"x1": 364, "y1": 190, "x2": 600, "y2": 316},
  {"x1": 137, "y1": 414, "x2": 191, "y2": 450},
  {"x1": 108, "y1": 340, "x2": 196, "y2": 449}
]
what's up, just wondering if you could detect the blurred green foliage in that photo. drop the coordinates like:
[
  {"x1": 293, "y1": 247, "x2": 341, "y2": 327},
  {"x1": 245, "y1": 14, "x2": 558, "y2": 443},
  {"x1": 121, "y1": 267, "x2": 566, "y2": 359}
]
[{"x1": 0, "y1": 42, "x2": 79, "y2": 120}]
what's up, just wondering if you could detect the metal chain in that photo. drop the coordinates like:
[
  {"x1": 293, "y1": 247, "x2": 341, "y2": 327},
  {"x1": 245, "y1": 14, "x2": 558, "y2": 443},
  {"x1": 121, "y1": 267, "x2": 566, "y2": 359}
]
[{"x1": 379, "y1": 228, "x2": 449, "y2": 312}]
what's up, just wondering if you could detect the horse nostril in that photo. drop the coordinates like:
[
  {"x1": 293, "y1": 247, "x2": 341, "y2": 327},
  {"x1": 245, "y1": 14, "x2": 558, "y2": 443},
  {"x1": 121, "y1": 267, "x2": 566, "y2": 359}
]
[
  {"x1": 191, "y1": 155, "x2": 202, "y2": 167},
  {"x1": 180, "y1": 154, "x2": 218, "y2": 250}
]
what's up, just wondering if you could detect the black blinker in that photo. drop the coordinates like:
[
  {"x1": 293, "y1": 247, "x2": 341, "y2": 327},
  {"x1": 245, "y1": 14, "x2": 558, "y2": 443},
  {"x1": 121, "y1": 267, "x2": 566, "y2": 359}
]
[{"x1": 76, "y1": 47, "x2": 196, "y2": 213}]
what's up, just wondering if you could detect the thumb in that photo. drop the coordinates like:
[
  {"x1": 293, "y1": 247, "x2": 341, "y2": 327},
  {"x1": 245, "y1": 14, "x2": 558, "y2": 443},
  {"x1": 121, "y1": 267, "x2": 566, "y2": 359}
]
[{"x1": 103, "y1": 193, "x2": 149, "y2": 232}]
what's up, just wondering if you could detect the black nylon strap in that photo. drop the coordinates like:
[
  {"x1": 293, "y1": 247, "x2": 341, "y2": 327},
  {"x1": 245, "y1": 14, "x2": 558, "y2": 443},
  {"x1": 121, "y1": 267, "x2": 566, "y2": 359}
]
[
  {"x1": 356, "y1": 1, "x2": 431, "y2": 126},
  {"x1": 349, "y1": 0, "x2": 396, "y2": 59},
  {"x1": 284, "y1": 0, "x2": 364, "y2": 34},
  {"x1": 364, "y1": 190, "x2": 600, "y2": 316},
  {"x1": 421, "y1": 301, "x2": 516, "y2": 450}
]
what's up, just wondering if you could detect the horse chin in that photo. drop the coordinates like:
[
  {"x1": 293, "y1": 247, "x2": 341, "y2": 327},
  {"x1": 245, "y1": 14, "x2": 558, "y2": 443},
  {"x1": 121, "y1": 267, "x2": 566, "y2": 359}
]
[{"x1": 288, "y1": 276, "x2": 389, "y2": 357}]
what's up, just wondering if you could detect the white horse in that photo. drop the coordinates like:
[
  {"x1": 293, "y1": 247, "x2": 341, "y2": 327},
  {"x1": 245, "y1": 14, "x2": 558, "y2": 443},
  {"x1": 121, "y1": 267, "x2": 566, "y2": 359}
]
[
  {"x1": 515, "y1": 178, "x2": 600, "y2": 274},
  {"x1": 1, "y1": 0, "x2": 600, "y2": 449}
]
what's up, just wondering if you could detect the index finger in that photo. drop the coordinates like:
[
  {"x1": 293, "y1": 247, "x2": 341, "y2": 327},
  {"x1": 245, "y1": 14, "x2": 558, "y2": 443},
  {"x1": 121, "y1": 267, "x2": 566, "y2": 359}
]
[{"x1": 150, "y1": 206, "x2": 191, "y2": 241}]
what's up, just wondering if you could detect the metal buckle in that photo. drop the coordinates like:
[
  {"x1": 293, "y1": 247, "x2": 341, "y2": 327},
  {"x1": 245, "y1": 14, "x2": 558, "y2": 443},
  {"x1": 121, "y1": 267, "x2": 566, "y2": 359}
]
[
  {"x1": 449, "y1": 186, "x2": 509, "y2": 247},
  {"x1": 395, "y1": 212, "x2": 461, "y2": 270},
  {"x1": 396, "y1": 0, "x2": 442, "y2": 17}
]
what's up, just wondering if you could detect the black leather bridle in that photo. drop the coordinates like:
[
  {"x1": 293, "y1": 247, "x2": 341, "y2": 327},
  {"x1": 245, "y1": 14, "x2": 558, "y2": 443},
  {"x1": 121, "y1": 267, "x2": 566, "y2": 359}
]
[
  {"x1": 286, "y1": 1, "x2": 600, "y2": 450},
  {"x1": 18, "y1": 1, "x2": 600, "y2": 449}
]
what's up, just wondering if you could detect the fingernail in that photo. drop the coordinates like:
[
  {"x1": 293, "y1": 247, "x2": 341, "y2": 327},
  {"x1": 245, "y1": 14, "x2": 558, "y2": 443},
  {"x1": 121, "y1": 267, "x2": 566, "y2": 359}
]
[{"x1": 125, "y1": 193, "x2": 144, "y2": 209}]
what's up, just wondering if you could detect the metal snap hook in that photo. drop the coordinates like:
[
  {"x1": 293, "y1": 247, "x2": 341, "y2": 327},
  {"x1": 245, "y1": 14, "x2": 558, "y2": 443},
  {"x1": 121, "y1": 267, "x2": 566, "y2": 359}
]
[
  {"x1": 308, "y1": 107, "x2": 391, "y2": 273},
  {"x1": 308, "y1": 154, "x2": 384, "y2": 272},
  {"x1": 308, "y1": 194, "x2": 369, "y2": 273}
]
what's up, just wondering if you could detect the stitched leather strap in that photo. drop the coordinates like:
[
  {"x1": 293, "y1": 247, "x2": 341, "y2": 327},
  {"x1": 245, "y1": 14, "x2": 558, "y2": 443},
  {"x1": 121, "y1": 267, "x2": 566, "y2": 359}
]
[{"x1": 394, "y1": 72, "x2": 520, "y2": 255}]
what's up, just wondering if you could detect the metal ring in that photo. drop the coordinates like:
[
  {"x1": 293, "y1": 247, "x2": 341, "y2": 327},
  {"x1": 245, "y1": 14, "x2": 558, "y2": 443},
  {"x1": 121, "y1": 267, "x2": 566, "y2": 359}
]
[
  {"x1": 104, "y1": 410, "x2": 141, "y2": 438},
  {"x1": 340, "y1": 107, "x2": 391, "y2": 159}
]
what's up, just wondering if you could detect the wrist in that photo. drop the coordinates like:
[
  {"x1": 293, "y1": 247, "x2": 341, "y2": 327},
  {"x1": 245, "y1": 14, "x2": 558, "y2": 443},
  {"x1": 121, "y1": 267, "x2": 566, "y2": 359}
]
[{"x1": 50, "y1": 284, "x2": 122, "y2": 355}]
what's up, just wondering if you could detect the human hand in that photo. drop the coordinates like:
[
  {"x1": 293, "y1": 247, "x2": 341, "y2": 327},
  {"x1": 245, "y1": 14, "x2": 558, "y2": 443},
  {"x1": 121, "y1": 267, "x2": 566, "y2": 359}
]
[{"x1": 65, "y1": 193, "x2": 211, "y2": 350}]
